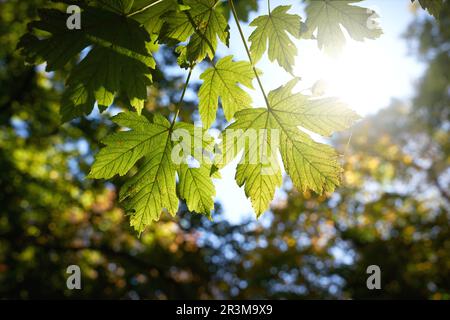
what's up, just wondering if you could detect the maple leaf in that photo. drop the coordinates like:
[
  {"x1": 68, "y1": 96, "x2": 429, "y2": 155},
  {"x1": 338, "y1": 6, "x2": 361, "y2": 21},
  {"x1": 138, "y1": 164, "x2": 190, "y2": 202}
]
[
  {"x1": 217, "y1": 79, "x2": 360, "y2": 215},
  {"x1": 198, "y1": 55, "x2": 259, "y2": 129},
  {"x1": 88, "y1": 112, "x2": 166, "y2": 179},
  {"x1": 89, "y1": 112, "x2": 216, "y2": 233},
  {"x1": 268, "y1": 91, "x2": 361, "y2": 136},
  {"x1": 302, "y1": 0, "x2": 382, "y2": 55},
  {"x1": 178, "y1": 164, "x2": 216, "y2": 216},
  {"x1": 159, "y1": 0, "x2": 230, "y2": 63},
  {"x1": 228, "y1": 108, "x2": 282, "y2": 216},
  {"x1": 18, "y1": 6, "x2": 155, "y2": 121},
  {"x1": 129, "y1": 0, "x2": 177, "y2": 35},
  {"x1": 248, "y1": 5, "x2": 301, "y2": 74}
]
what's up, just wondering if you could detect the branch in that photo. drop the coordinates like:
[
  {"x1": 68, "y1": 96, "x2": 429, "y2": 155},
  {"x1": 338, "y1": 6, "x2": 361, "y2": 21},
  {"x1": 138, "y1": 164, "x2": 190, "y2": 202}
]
[{"x1": 170, "y1": 66, "x2": 194, "y2": 129}]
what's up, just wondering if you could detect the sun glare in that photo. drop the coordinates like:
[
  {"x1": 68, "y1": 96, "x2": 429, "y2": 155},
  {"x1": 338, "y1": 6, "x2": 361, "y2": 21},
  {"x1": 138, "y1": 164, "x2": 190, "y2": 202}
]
[{"x1": 295, "y1": 40, "x2": 399, "y2": 116}]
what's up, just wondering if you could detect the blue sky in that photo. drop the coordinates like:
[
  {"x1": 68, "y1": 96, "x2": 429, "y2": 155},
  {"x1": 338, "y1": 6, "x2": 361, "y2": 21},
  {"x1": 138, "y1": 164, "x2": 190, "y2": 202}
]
[{"x1": 203, "y1": 0, "x2": 429, "y2": 223}]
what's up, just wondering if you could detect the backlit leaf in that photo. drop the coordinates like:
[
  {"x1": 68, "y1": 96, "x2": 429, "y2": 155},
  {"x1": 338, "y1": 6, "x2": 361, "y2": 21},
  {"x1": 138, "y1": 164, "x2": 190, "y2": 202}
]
[
  {"x1": 249, "y1": 5, "x2": 301, "y2": 73},
  {"x1": 218, "y1": 79, "x2": 359, "y2": 215},
  {"x1": 18, "y1": 6, "x2": 155, "y2": 121},
  {"x1": 90, "y1": 112, "x2": 216, "y2": 233},
  {"x1": 198, "y1": 55, "x2": 258, "y2": 128},
  {"x1": 302, "y1": 0, "x2": 382, "y2": 55},
  {"x1": 160, "y1": 0, "x2": 229, "y2": 63}
]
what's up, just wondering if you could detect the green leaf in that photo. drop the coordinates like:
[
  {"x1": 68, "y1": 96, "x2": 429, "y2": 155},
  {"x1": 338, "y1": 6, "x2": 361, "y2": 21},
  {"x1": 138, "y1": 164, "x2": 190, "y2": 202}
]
[
  {"x1": 88, "y1": 113, "x2": 167, "y2": 179},
  {"x1": 266, "y1": 79, "x2": 355, "y2": 194},
  {"x1": 217, "y1": 107, "x2": 282, "y2": 216},
  {"x1": 248, "y1": 5, "x2": 301, "y2": 74},
  {"x1": 175, "y1": 46, "x2": 191, "y2": 69},
  {"x1": 178, "y1": 164, "x2": 216, "y2": 216},
  {"x1": 302, "y1": 0, "x2": 382, "y2": 55},
  {"x1": 269, "y1": 78, "x2": 357, "y2": 192},
  {"x1": 130, "y1": 0, "x2": 177, "y2": 35},
  {"x1": 90, "y1": 112, "x2": 216, "y2": 233},
  {"x1": 160, "y1": 0, "x2": 229, "y2": 63},
  {"x1": 279, "y1": 125, "x2": 341, "y2": 194},
  {"x1": 18, "y1": 6, "x2": 155, "y2": 121},
  {"x1": 218, "y1": 79, "x2": 359, "y2": 215},
  {"x1": 268, "y1": 80, "x2": 361, "y2": 137},
  {"x1": 122, "y1": 135, "x2": 178, "y2": 233},
  {"x1": 411, "y1": 0, "x2": 444, "y2": 19},
  {"x1": 61, "y1": 45, "x2": 154, "y2": 121},
  {"x1": 233, "y1": 111, "x2": 282, "y2": 216},
  {"x1": 198, "y1": 55, "x2": 258, "y2": 128}
]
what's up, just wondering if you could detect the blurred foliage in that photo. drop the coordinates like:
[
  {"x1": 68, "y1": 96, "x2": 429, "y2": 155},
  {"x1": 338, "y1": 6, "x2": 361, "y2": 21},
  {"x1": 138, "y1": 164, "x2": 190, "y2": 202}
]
[{"x1": 0, "y1": 0, "x2": 448, "y2": 299}]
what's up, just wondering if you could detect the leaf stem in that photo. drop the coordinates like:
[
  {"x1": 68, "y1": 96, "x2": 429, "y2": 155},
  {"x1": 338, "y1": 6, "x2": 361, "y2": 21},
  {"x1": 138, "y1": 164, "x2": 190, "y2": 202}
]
[
  {"x1": 127, "y1": 0, "x2": 165, "y2": 17},
  {"x1": 227, "y1": 0, "x2": 271, "y2": 110},
  {"x1": 267, "y1": 0, "x2": 271, "y2": 14},
  {"x1": 171, "y1": 67, "x2": 194, "y2": 129}
]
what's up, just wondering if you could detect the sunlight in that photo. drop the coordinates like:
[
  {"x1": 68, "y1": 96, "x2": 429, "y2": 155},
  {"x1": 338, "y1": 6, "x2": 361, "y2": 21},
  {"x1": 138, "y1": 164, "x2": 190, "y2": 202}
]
[{"x1": 295, "y1": 40, "x2": 400, "y2": 116}]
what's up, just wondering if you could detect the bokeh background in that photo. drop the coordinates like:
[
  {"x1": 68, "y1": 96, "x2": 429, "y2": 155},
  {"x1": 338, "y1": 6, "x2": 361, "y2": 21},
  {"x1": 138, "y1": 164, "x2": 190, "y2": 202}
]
[{"x1": 0, "y1": 0, "x2": 449, "y2": 299}]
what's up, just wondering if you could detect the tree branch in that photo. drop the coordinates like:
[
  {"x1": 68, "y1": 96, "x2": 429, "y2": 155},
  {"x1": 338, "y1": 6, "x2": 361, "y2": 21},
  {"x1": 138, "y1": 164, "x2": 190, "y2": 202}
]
[{"x1": 170, "y1": 67, "x2": 194, "y2": 129}]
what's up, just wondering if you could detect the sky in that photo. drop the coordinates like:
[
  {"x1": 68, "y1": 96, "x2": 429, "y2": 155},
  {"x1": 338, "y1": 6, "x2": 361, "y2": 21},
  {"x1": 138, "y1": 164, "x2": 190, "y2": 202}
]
[{"x1": 203, "y1": 0, "x2": 428, "y2": 223}]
